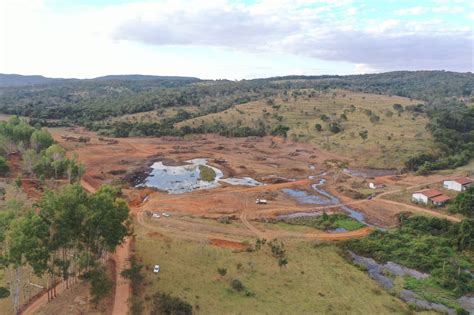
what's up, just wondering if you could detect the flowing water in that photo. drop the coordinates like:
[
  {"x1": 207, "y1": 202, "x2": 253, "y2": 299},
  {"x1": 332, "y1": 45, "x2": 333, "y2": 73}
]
[{"x1": 282, "y1": 178, "x2": 367, "y2": 224}]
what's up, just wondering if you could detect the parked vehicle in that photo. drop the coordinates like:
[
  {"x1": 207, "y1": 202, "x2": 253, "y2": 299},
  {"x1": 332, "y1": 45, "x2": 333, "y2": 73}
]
[{"x1": 153, "y1": 265, "x2": 160, "y2": 273}]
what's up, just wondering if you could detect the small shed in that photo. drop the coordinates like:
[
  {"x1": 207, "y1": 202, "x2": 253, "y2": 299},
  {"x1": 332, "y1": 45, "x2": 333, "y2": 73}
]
[
  {"x1": 412, "y1": 189, "x2": 450, "y2": 206},
  {"x1": 369, "y1": 182, "x2": 386, "y2": 189},
  {"x1": 443, "y1": 177, "x2": 473, "y2": 192}
]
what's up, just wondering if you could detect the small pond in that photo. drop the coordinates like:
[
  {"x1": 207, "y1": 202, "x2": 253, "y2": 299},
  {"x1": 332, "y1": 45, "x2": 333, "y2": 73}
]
[
  {"x1": 138, "y1": 158, "x2": 263, "y2": 193},
  {"x1": 282, "y1": 179, "x2": 366, "y2": 225}
]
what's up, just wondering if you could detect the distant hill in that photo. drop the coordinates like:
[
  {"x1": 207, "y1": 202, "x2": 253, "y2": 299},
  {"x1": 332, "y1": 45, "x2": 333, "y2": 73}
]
[
  {"x1": 92, "y1": 74, "x2": 200, "y2": 82},
  {"x1": 0, "y1": 73, "x2": 200, "y2": 87},
  {"x1": 0, "y1": 74, "x2": 71, "y2": 87}
]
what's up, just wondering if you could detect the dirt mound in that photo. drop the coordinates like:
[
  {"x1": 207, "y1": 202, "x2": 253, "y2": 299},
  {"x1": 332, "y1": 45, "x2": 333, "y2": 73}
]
[
  {"x1": 147, "y1": 231, "x2": 164, "y2": 239},
  {"x1": 209, "y1": 239, "x2": 247, "y2": 250}
]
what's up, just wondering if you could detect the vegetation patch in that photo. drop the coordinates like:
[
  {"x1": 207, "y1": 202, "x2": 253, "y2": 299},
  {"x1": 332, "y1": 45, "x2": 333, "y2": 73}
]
[
  {"x1": 285, "y1": 213, "x2": 365, "y2": 231},
  {"x1": 345, "y1": 214, "x2": 474, "y2": 309},
  {"x1": 198, "y1": 165, "x2": 216, "y2": 182}
]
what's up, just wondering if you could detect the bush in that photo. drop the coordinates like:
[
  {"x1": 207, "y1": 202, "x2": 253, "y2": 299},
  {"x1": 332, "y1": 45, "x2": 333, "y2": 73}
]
[
  {"x1": 151, "y1": 292, "x2": 192, "y2": 315},
  {"x1": 0, "y1": 156, "x2": 9, "y2": 175},
  {"x1": 217, "y1": 267, "x2": 227, "y2": 277},
  {"x1": 0, "y1": 287, "x2": 10, "y2": 298},
  {"x1": 230, "y1": 279, "x2": 245, "y2": 292}
]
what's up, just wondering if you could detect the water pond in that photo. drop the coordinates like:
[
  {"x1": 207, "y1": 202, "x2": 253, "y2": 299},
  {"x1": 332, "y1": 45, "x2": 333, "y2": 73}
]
[
  {"x1": 138, "y1": 158, "x2": 262, "y2": 193},
  {"x1": 282, "y1": 179, "x2": 366, "y2": 224}
]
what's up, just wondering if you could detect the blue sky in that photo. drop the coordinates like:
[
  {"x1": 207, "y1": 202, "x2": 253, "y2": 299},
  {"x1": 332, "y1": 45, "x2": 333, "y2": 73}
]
[{"x1": 1, "y1": 0, "x2": 472, "y2": 79}]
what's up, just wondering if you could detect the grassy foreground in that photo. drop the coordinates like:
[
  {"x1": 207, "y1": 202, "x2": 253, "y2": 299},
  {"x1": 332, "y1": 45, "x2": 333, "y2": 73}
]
[{"x1": 135, "y1": 224, "x2": 418, "y2": 314}]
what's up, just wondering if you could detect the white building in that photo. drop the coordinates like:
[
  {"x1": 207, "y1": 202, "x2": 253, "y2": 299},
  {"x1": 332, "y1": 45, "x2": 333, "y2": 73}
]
[
  {"x1": 369, "y1": 182, "x2": 386, "y2": 189},
  {"x1": 412, "y1": 189, "x2": 450, "y2": 206},
  {"x1": 443, "y1": 177, "x2": 473, "y2": 192}
]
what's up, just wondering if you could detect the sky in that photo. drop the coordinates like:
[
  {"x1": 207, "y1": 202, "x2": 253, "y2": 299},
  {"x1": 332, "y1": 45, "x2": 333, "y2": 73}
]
[{"x1": 0, "y1": 0, "x2": 473, "y2": 79}]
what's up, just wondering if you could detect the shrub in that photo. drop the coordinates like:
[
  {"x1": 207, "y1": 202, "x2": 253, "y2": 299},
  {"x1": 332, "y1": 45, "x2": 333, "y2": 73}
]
[
  {"x1": 151, "y1": 292, "x2": 192, "y2": 315},
  {"x1": 0, "y1": 287, "x2": 10, "y2": 298},
  {"x1": 217, "y1": 267, "x2": 227, "y2": 277},
  {"x1": 230, "y1": 279, "x2": 245, "y2": 292},
  {"x1": 0, "y1": 156, "x2": 9, "y2": 175}
]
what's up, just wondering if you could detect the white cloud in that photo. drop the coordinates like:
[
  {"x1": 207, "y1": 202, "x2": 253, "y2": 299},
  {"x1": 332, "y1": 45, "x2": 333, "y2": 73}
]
[
  {"x1": 395, "y1": 6, "x2": 426, "y2": 16},
  {"x1": 0, "y1": 0, "x2": 472, "y2": 78}
]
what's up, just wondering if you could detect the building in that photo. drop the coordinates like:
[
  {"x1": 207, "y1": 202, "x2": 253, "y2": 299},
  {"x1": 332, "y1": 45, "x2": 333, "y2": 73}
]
[
  {"x1": 412, "y1": 189, "x2": 451, "y2": 206},
  {"x1": 369, "y1": 182, "x2": 386, "y2": 189},
  {"x1": 443, "y1": 177, "x2": 473, "y2": 192}
]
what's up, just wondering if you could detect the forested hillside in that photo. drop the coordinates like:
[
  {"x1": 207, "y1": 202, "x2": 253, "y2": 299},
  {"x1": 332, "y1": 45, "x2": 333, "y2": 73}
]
[{"x1": 0, "y1": 71, "x2": 472, "y2": 170}]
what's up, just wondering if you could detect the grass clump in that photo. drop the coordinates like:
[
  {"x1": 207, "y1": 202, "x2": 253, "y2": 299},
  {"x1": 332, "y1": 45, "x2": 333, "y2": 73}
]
[
  {"x1": 198, "y1": 165, "x2": 216, "y2": 182},
  {"x1": 286, "y1": 213, "x2": 364, "y2": 231}
]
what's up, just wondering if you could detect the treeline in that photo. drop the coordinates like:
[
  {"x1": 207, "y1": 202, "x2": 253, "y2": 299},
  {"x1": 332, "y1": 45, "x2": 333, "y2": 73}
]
[
  {"x1": 404, "y1": 103, "x2": 474, "y2": 173},
  {"x1": 1, "y1": 184, "x2": 129, "y2": 313},
  {"x1": 0, "y1": 116, "x2": 84, "y2": 181},
  {"x1": 0, "y1": 79, "x2": 277, "y2": 123},
  {"x1": 91, "y1": 109, "x2": 292, "y2": 138},
  {"x1": 1, "y1": 71, "x2": 471, "y2": 124}
]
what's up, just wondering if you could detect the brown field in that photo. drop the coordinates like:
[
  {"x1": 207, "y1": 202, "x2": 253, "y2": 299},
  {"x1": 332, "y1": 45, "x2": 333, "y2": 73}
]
[{"x1": 13, "y1": 127, "x2": 458, "y2": 315}]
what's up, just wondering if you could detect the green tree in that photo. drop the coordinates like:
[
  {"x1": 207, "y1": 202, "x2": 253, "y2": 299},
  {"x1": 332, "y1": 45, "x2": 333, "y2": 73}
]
[
  {"x1": 83, "y1": 185, "x2": 130, "y2": 257},
  {"x1": 314, "y1": 123, "x2": 322, "y2": 132},
  {"x1": 21, "y1": 149, "x2": 37, "y2": 176},
  {"x1": 31, "y1": 129, "x2": 54, "y2": 152},
  {"x1": 0, "y1": 156, "x2": 9, "y2": 176},
  {"x1": 85, "y1": 266, "x2": 113, "y2": 306},
  {"x1": 451, "y1": 186, "x2": 474, "y2": 217}
]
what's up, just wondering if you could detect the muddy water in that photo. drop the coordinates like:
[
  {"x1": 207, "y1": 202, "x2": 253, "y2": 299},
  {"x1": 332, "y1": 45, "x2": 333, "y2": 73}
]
[
  {"x1": 139, "y1": 158, "x2": 262, "y2": 193},
  {"x1": 282, "y1": 179, "x2": 367, "y2": 224}
]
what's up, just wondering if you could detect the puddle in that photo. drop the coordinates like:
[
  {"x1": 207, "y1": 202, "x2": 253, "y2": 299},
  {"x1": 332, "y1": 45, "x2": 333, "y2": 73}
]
[
  {"x1": 221, "y1": 177, "x2": 263, "y2": 186},
  {"x1": 139, "y1": 158, "x2": 262, "y2": 193},
  {"x1": 281, "y1": 188, "x2": 334, "y2": 205},
  {"x1": 276, "y1": 211, "x2": 324, "y2": 220},
  {"x1": 328, "y1": 227, "x2": 347, "y2": 233},
  {"x1": 138, "y1": 158, "x2": 223, "y2": 193},
  {"x1": 282, "y1": 178, "x2": 367, "y2": 224}
]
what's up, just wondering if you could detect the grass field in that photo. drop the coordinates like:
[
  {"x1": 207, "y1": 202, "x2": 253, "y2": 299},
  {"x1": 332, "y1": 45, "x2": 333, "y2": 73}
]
[
  {"x1": 105, "y1": 106, "x2": 199, "y2": 123},
  {"x1": 177, "y1": 89, "x2": 433, "y2": 169},
  {"x1": 135, "y1": 223, "x2": 418, "y2": 314}
]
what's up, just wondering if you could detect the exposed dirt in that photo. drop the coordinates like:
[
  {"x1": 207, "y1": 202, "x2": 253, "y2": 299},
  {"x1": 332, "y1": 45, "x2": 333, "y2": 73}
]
[
  {"x1": 45, "y1": 127, "x2": 465, "y2": 315},
  {"x1": 209, "y1": 239, "x2": 247, "y2": 250}
]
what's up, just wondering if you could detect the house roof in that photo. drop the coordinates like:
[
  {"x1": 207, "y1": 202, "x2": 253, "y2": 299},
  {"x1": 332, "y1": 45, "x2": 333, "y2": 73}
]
[
  {"x1": 414, "y1": 189, "x2": 443, "y2": 198},
  {"x1": 450, "y1": 177, "x2": 473, "y2": 185},
  {"x1": 430, "y1": 195, "x2": 451, "y2": 203}
]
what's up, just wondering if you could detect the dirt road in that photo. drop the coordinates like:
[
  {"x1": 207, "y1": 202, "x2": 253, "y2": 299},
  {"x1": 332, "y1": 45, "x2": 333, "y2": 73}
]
[
  {"x1": 81, "y1": 178, "x2": 132, "y2": 315},
  {"x1": 111, "y1": 240, "x2": 130, "y2": 315}
]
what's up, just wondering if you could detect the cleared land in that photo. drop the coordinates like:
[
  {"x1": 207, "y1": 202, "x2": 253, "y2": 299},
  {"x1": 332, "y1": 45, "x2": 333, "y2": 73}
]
[
  {"x1": 177, "y1": 89, "x2": 433, "y2": 169},
  {"x1": 26, "y1": 127, "x2": 461, "y2": 315}
]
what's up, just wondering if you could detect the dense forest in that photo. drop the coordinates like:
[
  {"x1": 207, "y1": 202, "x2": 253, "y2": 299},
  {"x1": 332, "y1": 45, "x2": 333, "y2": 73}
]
[{"x1": 0, "y1": 71, "x2": 473, "y2": 171}]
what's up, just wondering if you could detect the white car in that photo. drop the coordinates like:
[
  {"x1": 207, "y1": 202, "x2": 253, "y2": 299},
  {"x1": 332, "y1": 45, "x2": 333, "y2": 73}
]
[
  {"x1": 162, "y1": 212, "x2": 170, "y2": 217},
  {"x1": 152, "y1": 213, "x2": 161, "y2": 218},
  {"x1": 153, "y1": 265, "x2": 160, "y2": 273}
]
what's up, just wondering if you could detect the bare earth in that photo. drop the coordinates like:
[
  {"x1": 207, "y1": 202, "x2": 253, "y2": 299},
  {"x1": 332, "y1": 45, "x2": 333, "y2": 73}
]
[{"x1": 23, "y1": 127, "x2": 460, "y2": 315}]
